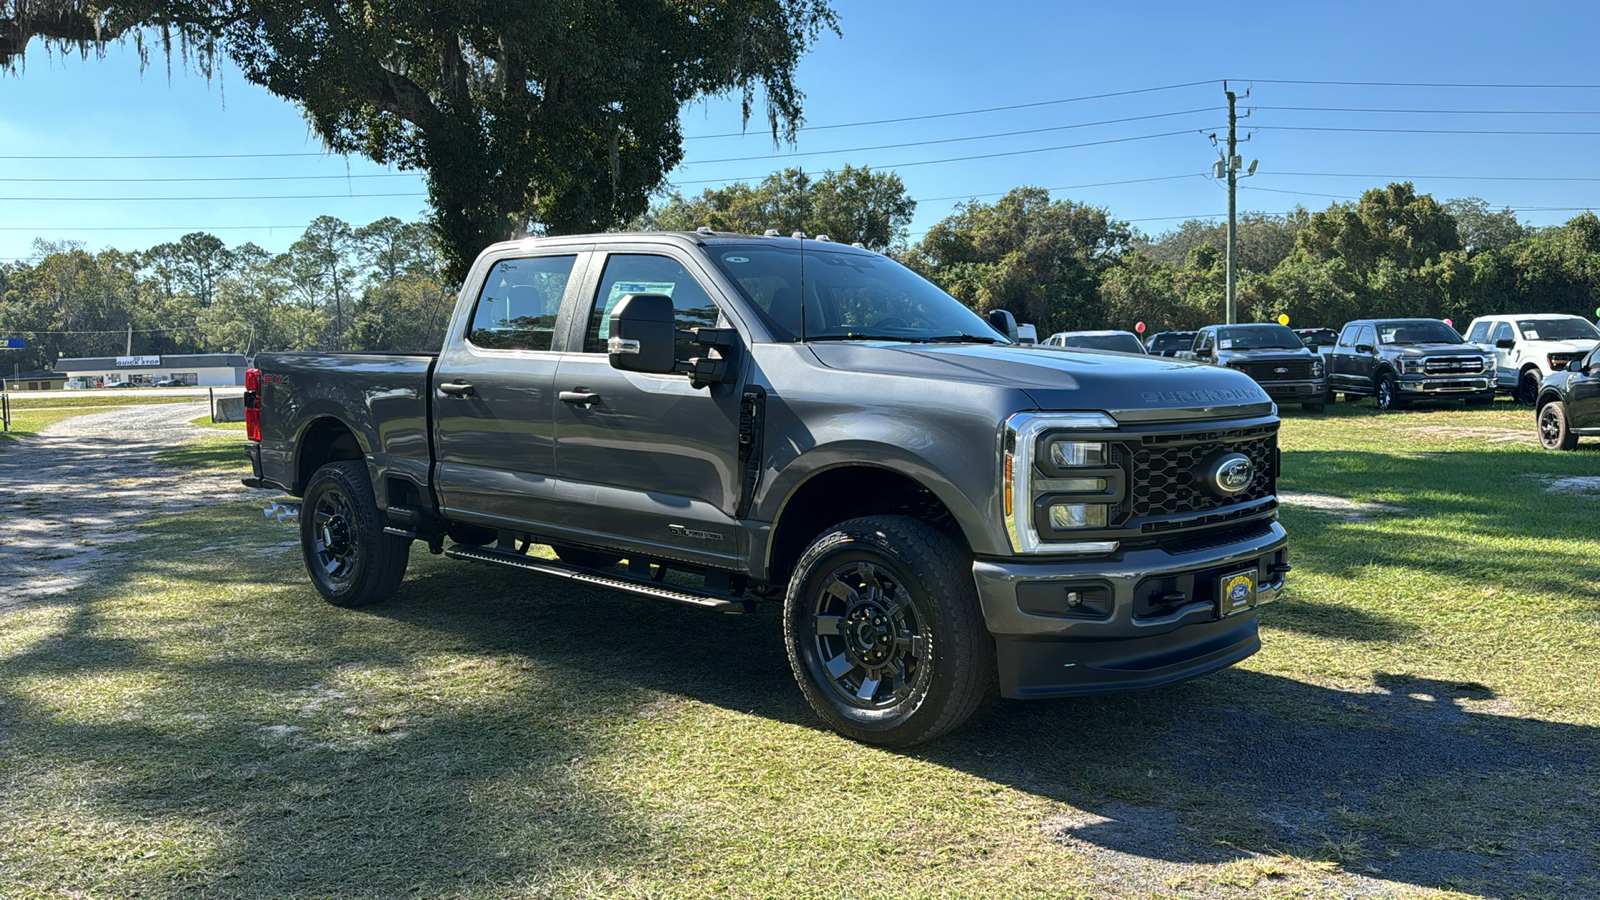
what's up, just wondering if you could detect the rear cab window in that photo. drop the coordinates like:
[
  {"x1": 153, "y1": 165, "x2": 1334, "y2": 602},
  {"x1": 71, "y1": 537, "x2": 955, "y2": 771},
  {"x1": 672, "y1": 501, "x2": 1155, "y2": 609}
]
[{"x1": 467, "y1": 255, "x2": 578, "y2": 351}]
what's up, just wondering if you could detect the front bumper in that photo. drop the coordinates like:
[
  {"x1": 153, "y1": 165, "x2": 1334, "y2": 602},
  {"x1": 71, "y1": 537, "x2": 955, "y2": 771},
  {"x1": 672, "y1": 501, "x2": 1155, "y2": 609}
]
[
  {"x1": 1257, "y1": 378, "x2": 1327, "y2": 401},
  {"x1": 972, "y1": 520, "x2": 1289, "y2": 698},
  {"x1": 1397, "y1": 375, "x2": 1492, "y2": 394}
]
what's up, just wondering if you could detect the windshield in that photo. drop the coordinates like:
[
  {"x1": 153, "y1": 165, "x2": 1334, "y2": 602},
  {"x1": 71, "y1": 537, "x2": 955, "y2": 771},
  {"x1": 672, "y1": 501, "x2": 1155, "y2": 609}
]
[
  {"x1": 1062, "y1": 333, "x2": 1145, "y2": 354},
  {"x1": 1515, "y1": 318, "x2": 1600, "y2": 341},
  {"x1": 1216, "y1": 325, "x2": 1303, "y2": 351},
  {"x1": 1376, "y1": 321, "x2": 1465, "y2": 345},
  {"x1": 1149, "y1": 332, "x2": 1194, "y2": 351},
  {"x1": 706, "y1": 244, "x2": 1007, "y2": 343}
]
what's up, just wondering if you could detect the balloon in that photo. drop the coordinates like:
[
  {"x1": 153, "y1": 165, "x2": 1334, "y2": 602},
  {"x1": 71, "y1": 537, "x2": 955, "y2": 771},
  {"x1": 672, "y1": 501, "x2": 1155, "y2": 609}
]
[
  {"x1": 1443, "y1": 318, "x2": 1453, "y2": 327},
  {"x1": 1594, "y1": 306, "x2": 1600, "y2": 318},
  {"x1": 1134, "y1": 321, "x2": 1146, "y2": 333},
  {"x1": 1277, "y1": 313, "x2": 1290, "y2": 326}
]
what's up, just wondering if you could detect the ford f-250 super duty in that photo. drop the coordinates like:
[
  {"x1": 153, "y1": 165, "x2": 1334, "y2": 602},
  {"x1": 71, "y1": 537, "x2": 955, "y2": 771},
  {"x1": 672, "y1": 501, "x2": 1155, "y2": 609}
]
[{"x1": 242, "y1": 230, "x2": 1290, "y2": 746}]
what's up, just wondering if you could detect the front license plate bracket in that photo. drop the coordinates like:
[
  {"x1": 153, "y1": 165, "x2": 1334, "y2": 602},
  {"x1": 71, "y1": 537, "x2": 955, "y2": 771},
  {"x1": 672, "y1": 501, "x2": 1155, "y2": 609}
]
[{"x1": 1218, "y1": 568, "x2": 1258, "y2": 618}]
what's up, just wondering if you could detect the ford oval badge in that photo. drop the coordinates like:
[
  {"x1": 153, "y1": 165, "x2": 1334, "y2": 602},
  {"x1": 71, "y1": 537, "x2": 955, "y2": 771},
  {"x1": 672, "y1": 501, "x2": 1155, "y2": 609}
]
[{"x1": 1210, "y1": 452, "x2": 1254, "y2": 495}]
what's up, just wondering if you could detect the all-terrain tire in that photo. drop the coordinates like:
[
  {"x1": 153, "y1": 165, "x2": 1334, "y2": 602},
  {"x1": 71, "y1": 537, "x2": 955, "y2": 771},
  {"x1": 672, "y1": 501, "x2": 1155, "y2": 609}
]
[
  {"x1": 1537, "y1": 401, "x2": 1579, "y2": 451},
  {"x1": 783, "y1": 515, "x2": 994, "y2": 747},
  {"x1": 300, "y1": 460, "x2": 411, "y2": 607}
]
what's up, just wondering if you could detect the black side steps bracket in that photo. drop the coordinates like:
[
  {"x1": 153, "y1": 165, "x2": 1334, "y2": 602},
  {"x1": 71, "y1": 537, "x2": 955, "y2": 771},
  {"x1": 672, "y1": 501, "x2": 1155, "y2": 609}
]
[{"x1": 444, "y1": 544, "x2": 753, "y2": 615}]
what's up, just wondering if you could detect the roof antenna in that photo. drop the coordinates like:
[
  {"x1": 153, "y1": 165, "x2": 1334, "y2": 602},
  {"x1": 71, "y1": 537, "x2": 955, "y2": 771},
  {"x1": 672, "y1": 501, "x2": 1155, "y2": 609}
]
[{"x1": 793, "y1": 230, "x2": 807, "y2": 343}]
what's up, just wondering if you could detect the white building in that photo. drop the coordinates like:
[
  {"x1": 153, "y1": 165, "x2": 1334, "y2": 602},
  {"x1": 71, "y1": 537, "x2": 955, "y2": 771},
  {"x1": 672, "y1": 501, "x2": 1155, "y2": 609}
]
[{"x1": 55, "y1": 354, "x2": 250, "y2": 388}]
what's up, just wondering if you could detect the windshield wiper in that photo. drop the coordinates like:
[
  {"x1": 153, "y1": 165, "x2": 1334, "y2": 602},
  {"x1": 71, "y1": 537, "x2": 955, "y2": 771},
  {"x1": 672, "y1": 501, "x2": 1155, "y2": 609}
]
[
  {"x1": 924, "y1": 333, "x2": 1002, "y2": 344},
  {"x1": 807, "y1": 333, "x2": 931, "y2": 342}
]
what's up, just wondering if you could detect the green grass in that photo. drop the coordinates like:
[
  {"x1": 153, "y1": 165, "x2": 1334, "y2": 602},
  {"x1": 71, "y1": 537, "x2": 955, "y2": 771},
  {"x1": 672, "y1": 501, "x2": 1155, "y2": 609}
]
[{"x1": 1, "y1": 395, "x2": 1596, "y2": 898}]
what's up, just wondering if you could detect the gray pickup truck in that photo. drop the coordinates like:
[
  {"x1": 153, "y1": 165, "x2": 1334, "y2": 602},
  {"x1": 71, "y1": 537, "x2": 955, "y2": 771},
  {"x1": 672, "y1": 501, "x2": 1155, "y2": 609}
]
[{"x1": 243, "y1": 230, "x2": 1290, "y2": 746}]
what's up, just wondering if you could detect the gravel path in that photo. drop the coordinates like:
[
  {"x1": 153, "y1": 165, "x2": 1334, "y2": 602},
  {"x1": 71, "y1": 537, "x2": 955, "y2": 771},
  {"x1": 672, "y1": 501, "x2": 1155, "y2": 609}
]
[{"x1": 0, "y1": 403, "x2": 250, "y2": 610}]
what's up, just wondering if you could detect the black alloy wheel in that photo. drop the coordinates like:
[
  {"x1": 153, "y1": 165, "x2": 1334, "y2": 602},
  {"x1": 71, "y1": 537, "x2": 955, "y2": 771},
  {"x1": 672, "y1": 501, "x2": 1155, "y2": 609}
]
[
  {"x1": 1538, "y1": 402, "x2": 1579, "y2": 451},
  {"x1": 784, "y1": 516, "x2": 992, "y2": 747},
  {"x1": 1375, "y1": 373, "x2": 1404, "y2": 411},
  {"x1": 1517, "y1": 370, "x2": 1542, "y2": 407},
  {"x1": 300, "y1": 460, "x2": 411, "y2": 607}
]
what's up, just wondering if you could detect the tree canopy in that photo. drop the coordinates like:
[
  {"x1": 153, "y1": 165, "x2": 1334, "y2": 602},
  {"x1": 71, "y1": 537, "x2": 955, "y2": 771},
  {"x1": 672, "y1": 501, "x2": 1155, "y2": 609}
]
[
  {"x1": 639, "y1": 165, "x2": 916, "y2": 251},
  {"x1": 1, "y1": 0, "x2": 838, "y2": 279}
]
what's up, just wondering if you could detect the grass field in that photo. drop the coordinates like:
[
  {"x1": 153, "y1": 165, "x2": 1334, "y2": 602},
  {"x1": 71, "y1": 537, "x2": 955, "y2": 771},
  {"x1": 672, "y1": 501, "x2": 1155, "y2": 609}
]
[{"x1": 0, "y1": 397, "x2": 1597, "y2": 899}]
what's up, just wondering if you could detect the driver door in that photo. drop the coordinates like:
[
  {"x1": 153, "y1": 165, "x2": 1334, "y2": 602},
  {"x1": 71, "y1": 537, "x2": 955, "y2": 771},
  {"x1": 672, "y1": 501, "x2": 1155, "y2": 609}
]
[
  {"x1": 1571, "y1": 350, "x2": 1600, "y2": 430},
  {"x1": 1490, "y1": 321, "x2": 1517, "y2": 389}
]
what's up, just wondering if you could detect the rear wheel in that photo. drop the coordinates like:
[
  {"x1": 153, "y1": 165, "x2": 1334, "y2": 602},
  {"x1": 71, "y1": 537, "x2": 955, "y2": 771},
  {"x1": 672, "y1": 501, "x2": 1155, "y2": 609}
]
[
  {"x1": 1375, "y1": 373, "x2": 1405, "y2": 411},
  {"x1": 1517, "y1": 370, "x2": 1542, "y2": 407},
  {"x1": 783, "y1": 516, "x2": 993, "y2": 747},
  {"x1": 300, "y1": 461, "x2": 410, "y2": 607},
  {"x1": 1538, "y1": 402, "x2": 1579, "y2": 451}
]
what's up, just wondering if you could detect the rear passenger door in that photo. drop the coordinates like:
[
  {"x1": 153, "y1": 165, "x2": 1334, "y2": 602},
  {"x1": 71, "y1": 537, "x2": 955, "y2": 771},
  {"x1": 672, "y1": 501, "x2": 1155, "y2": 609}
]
[
  {"x1": 433, "y1": 251, "x2": 589, "y2": 529},
  {"x1": 546, "y1": 249, "x2": 748, "y2": 567}
]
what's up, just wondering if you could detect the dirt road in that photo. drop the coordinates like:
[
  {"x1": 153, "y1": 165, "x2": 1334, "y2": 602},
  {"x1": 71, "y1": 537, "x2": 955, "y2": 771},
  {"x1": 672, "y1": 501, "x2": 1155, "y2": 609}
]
[{"x1": 0, "y1": 403, "x2": 248, "y2": 609}]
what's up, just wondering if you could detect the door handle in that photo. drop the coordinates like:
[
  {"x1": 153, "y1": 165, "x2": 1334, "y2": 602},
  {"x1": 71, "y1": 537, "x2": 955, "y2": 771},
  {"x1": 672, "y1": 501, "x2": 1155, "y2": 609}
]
[
  {"x1": 559, "y1": 390, "x2": 600, "y2": 406},
  {"x1": 439, "y1": 382, "x2": 475, "y2": 397}
]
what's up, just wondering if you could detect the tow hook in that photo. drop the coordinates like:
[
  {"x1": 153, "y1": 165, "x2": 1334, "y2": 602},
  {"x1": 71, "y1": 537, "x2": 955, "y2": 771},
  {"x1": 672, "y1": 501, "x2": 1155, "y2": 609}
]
[{"x1": 265, "y1": 501, "x2": 301, "y2": 525}]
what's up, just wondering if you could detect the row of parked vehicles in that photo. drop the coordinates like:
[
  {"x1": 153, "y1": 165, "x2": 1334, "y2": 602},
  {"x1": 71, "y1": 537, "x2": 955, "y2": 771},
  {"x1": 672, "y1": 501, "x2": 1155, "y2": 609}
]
[{"x1": 1044, "y1": 314, "x2": 1598, "y2": 406}]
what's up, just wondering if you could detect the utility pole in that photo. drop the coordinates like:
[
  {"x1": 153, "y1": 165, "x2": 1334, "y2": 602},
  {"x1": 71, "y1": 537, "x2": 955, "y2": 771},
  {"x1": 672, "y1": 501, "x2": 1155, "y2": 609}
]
[
  {"x1": 125, "y1": 323, "x2": 133, "y2": 356},
  {"x1": 1215, "y1": 83, "x2": 1258, "y2": 324}
]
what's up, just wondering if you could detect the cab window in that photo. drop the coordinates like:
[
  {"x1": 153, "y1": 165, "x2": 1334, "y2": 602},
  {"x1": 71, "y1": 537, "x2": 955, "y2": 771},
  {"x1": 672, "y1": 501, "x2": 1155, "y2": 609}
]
[
  {"x1": 1466, "y1": 320, "x2": 1490, "y2": 343},
  {"x1": 1492, "y1": 321, "x2": 1515, "y2": 344},
  {"x1": 1337, "y1": 324, "x2": 1360, "y2": 348},
  {"x1": 466, "y1": 255, "x2": 577, "y2": 351},
  {"x1": 1355, "y1": 325, "x2": 1375, "y2": 348},
  {"x1": 585, "y1": 254, "x2": 723, "y2": 356}
]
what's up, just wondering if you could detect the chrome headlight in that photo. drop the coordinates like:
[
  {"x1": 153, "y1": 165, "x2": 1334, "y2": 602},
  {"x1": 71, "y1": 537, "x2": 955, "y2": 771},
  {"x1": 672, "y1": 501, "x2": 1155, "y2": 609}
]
[
  {"x1": 1311, "y1": 358, "x2": 1325, "y2": 378},
  {"x1": 1002, "y1": 412, "x2": 1121, "y2": 555}
]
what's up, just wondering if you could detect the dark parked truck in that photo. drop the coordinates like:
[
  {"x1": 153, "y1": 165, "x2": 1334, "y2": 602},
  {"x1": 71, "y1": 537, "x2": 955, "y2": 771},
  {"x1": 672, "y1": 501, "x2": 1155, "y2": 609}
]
[
  {"x1": 243, "y1": 231, "x2": 1290, "y2": 746},
  {"x1": 1186, "y1": 323, "x2": 1329, "y2": 412},
  {"x1": 1328, "y1": 318, "x2": 1495, "y2": 410}
]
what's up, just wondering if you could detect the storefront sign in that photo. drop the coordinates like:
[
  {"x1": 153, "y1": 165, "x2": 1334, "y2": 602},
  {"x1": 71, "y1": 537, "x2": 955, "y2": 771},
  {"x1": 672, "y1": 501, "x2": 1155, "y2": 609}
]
[{"x1": 115, "y1": 356, "x2": 162, "y2": 366}]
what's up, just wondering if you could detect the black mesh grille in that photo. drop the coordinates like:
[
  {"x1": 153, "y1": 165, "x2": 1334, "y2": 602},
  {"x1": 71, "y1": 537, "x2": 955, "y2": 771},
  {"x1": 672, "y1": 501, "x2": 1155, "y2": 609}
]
[
  {"x1": 1231, "y1": 359, "x2": 1313, "y2": 381},
  {"x1": 1129, "y1": 429, "x2": 1277, "y2": 520}
]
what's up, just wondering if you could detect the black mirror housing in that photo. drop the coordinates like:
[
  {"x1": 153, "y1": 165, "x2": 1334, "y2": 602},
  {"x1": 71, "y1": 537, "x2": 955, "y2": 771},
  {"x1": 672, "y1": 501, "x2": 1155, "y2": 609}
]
[
  {"x1": 1495, "y1": 338, "x2": 1515, "y2": 349},
  {"x1": 1195, "y1": 347, "x2": 1213, "y2": 359},
  {"x1": 608, "y1": 294, "x2": 678, "y2": 375},
  {"x1": 987, "y1": 308, "x2": 1019, "y2": 341}
]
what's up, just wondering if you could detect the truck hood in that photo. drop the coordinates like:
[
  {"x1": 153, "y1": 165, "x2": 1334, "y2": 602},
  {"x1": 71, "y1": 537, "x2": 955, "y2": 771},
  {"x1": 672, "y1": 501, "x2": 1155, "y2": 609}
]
[
  {"x1": 1387, "y1": 342, "x2": 1487, "y2": 357},
  {"x1": 1215, "y1": 347, "x2": 1316, "y2": 361},
  {"x1": 808, "y1": 342, "x2": 1273, "y2": 421}
]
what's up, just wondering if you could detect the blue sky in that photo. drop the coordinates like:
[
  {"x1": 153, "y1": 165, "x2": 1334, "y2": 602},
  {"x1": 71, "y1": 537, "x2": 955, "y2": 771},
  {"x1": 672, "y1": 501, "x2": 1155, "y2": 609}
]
[{"x1": 4, "y1": 0, "x2": 1600, "y2": 263}]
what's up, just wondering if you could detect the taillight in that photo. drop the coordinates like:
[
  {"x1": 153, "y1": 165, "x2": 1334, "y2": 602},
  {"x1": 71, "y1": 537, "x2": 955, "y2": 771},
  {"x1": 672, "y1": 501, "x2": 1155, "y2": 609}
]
[{"x1": 244, "y1": 367, "x2": 262, "y2": 442}]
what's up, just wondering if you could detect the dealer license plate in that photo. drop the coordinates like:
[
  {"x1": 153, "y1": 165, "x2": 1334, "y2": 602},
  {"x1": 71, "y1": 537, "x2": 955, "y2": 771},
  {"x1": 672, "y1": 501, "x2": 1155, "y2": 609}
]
[{"x1": 1217, "y1": 568, "x2": 1258, "y2": 618}]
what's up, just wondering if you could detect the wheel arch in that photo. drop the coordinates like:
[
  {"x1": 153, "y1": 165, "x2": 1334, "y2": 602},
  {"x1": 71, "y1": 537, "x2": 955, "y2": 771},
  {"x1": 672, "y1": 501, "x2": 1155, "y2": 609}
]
[
  {"x1": 294, "y1": 415, "x2": 367, "y2": 495},
  {"x1": 763, "y1": 462, "x2": 975, "y2": 586}
]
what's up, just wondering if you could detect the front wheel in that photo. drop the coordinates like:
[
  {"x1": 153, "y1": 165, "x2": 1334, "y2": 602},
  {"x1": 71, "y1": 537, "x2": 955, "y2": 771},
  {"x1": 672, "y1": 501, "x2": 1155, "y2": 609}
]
[
  {"x1": 783, "y1": 516, "x2": 993, "y2": 747},
  {"x1": 300, "y1": 460, "x2": 411, "y2": 607},
  {"x1": 1375, "y1": 373, "x2": 1405, "y2": 411},
  {"x1": 1517, "y1": 370, "x2": 1542, "y2": 407},
  {"x1": 1538, "y1": 402, "x2": 1579, "y2": 451}
]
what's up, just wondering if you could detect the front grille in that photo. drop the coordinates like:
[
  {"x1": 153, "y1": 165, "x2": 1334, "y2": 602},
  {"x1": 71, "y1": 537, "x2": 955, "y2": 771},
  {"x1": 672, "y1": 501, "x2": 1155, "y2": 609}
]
[
  {"x1": 1231, "y1": 359, "x2": 1313, "y2": 381},
  {"x1": 1129, "y1": 426, "x2": 1277, "y2": 521},
  {"x1": 1423, "y1": 355, "x2": 1486, "y2": 375}
]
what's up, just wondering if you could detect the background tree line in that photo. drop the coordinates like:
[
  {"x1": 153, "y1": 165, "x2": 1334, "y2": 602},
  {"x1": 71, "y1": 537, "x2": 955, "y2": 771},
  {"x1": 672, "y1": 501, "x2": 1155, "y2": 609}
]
[{"x1": 5, "y1": 172, "x2": 1598, "y2": 373}]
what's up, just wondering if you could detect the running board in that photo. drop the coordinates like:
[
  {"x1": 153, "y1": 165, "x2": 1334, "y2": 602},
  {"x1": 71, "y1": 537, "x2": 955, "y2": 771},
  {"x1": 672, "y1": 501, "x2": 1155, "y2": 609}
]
[{"x1": 444, "y1": 543, "x2": 752, "y2": 615}]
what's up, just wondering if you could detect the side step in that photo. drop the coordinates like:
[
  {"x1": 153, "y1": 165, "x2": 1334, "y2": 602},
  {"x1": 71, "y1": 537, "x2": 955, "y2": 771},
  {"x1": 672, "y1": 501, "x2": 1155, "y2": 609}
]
[{"x1": 444, "y1": 543, "x2": 752, "y2": 615}]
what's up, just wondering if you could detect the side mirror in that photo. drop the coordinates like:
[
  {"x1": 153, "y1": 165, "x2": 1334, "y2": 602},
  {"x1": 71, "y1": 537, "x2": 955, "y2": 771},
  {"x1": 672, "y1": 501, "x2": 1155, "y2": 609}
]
[
  {"x1": 1355, "y1": 343, "x2": 1374, "y2": 354},
  {"x1": 608, "y1": 294, "x2": 679, "y2": 375},
  {"x1": 1195, "y1": 347, "x2": 1213, "y2": 359},
  {"x1": 1495, "y1": 338, "x2": 1515, "y2": 349},
  {"x1": 987, "y1": 308, "x2": 1019, "y2": 341}
]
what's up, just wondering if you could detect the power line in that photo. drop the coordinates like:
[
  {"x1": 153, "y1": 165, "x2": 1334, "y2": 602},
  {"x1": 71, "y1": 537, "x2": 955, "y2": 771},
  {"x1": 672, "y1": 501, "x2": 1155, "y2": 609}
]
[
  {"x1": 1241, "y1": 186, "x2": 1360, "y2": 200},
  {"x1": 919, "y1": 173, "x2": 1207, "y2": 203},
  {"x1": 0, "y1": 173, "x2": 418, "y2": 184},
  {"x1": 1254, "y1": 125, "x2": 1600, "y2": 136},
  {"x1": 1265, "y1": 171, "x2": 1600, "y2": 183},
  {"x1": 0, "y1": 192, "x2": 427, "y2": 201},
  {"x1": 0, "y1": 151, "x2": 334, "y2": 160},
  {"x1": 684, "y1": 79, "x2": 1220, "y2": 139},
  {"x1": 1238, "y1": 78, "x2": 1600, "y2": 89},
  {"x1": 1253, "y1": 105, "x2": 1600, "y2": 116},
  {"x1": 686, "y1": 108, "x2": 1221, "y2": 164},
  {"x1": 0, "y1": 224, "x2": 310, "y2": 231},
  {"x1": 670, "y1": 129, "x2": 1212, "y2": 187}
]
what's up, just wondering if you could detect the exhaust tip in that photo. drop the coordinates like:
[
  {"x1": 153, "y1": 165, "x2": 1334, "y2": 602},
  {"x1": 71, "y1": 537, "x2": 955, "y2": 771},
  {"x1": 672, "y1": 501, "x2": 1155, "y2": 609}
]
[{"x1": 265, "y1": 502, "x2": 301, "y2": 525}]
